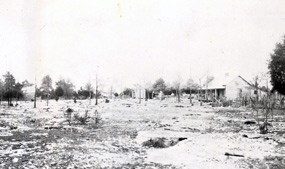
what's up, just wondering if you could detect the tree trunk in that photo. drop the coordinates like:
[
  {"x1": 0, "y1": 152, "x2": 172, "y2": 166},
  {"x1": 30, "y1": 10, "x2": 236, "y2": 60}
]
[
  {"x1": 89, "y1": 90, "x2": 91, "y2": 105},
  {"x1": 46, "y1": 94, "x2": 49, "y2": 106},
  {"x1": 139, "y1": 89, "x2": 141, "y2": 104},
  {"x1": 145, "y1": 90, "x2": 148, "y2": 101},
  {"x1": 34, "y1": 89, "x2": 36, "y2": 108},
  {"x1": 95, "y1": 74, "x2": 98, "y2": 105},
  {"x1": 95, "y1": 86, "x2": 98, "y2": 105},
  {"x1": 189, "y1": 88, "x2": 192, "y2": 104},
  {"x1": 177, "y1": 89, "x2": 180, "y2": 103},
  {"x1": 95, "y1": 91, "x2": 98, "y2": 105}
]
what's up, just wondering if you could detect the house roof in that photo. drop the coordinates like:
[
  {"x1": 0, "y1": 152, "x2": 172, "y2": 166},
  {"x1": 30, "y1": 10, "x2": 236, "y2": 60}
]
[{"x1": 201, "y1": 75, "x2": 251, "y2": 90}]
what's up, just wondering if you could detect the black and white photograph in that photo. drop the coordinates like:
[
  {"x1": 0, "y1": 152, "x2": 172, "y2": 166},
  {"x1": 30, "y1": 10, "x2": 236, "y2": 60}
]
[{"x1": 0, "y1": 0, "x2": 285, "y2": 168}]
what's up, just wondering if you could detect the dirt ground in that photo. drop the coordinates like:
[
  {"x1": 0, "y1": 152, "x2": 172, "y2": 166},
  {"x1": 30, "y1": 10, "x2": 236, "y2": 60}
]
[{"x1": 0, "y1": 99, "x2": 284, "y2": 169}]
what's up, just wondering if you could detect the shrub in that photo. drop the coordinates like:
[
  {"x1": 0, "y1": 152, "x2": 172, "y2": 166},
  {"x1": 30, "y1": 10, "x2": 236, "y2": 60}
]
[
  {"x1": 250, "y1": 95, "x2": 276, "y2": 134},
  {"x1": 212, "y1": 101, "x2": 221, "y2": 107},
  {"x1": 142, "y1": 137, "x2": 187, "y2": 148},
  {"x1": 65, "y1": 108, "x2": 74, "y2": 125},
  {"x1": 74, "y1": 110, "x2": 89, "y2": 125},
  {"x1": 65, "y1": 108, "x2": 102, "y2": 127},
  {"x1": 222, "y1": 100, "x2": 232, "y2": 107},
  {"x1": 142, "y1": 138, "x2": 167, "y2": 148},
  {"x1": 86, "y1": 110, "x2": 102, "y2": 129}
]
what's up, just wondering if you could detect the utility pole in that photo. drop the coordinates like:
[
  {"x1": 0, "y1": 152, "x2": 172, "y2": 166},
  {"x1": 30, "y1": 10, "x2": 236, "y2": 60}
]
[
  {"x1": 189, "y1": 66, "x2": 192, "y2": 104},
  {"x1": 88, "y1": 75, "x2": 91, "y2": 105},
  {"x1": 95, "y1": 73, "x2": 98, "y2": 105},
  {"x1": 89, "y1": 89, "x2": 91, "y2": 105},
  {"x1": 34, "y1": 77, "x2": 37, "y2": 108},
  {"x1": 199, "y1": 77, "x2": 203, "y2": 106},
  {"x1": 198, "y1": 73, "x2": 207, "y2": 106},
  {"x1": 110, "y1": 86, "x2": 113, "y2": 99},
  {"x1": 206, "y1": 75, "x2": 208, "y2": 101},
  {"x1": 139, "y1": 87, "x2": 141, "y2": 104}
]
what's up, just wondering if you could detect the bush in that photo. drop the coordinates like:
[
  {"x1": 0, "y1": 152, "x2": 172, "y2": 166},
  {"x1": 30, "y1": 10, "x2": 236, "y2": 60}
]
[
  {"x1": 65, "y1": 108, "x2": 74, "y2": 125},
  {"x1": 222, "y1": 100, "x2": 232, "y2": 107},
  {"x1": 86, "y1": 110, "x2": 102, "y2": 129},
  {"x1": 74, "y1": 110, "x2": 89, "y2": 125},
  {"x1": 142, "y1": 138, "x2": 167, "y2": 148},
  {"x1": 64, "y1": 108, "x2": 101, "y2": 127},
  {"x1": 212, "y1": 101, "x2": 221, "y2": 107},
  {"x1": 250, "y1": 95, "x2": 276, "y2": 134},
  {"x1": 142, "y1": 137, "x2": 187, "y2": 148}
]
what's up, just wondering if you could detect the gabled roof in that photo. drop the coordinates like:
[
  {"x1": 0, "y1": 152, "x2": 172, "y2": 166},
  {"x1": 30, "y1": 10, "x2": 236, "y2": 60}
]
[
  {"x1": 201, "y1": 75, "x2": 252, "y2": 90},
  {"x1": 236, "y1": 75, "x2": 252, "y2": 86}
]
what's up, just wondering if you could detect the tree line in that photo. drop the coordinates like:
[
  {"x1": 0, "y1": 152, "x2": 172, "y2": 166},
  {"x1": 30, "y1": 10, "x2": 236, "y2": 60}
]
[
  {"x1": 122, "y1": 77, "x2": 202, "y2": 104},
  {"x1": 0, "y1": 35, "x2": 285, "y2": 106},
  {"x1": 0, "y1": 73, "x2": 101, "y2": 106},
  {"x1": 0, "y1": 72, "x2": 26, "y2": 106}
]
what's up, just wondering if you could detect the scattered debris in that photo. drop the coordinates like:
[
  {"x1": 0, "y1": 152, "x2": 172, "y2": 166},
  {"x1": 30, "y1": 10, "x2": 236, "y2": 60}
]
[
  {"x1": 225, "y1": 152, "x2": 244, "y2": 157},
  {"x1": 244, "y1": 121, "x2": 256, "y2": 125}
]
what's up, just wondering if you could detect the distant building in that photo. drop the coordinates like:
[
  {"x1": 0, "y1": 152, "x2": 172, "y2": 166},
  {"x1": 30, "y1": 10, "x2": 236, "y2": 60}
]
[
  {"x1": 132, "y1": 86, "x2": 146, "y2": 99},
  {"x1": 22, "y1": 85, "x2": 35, "y2": 101},
  {"x1": 201, "y1": 75, "x2": 267, "y2": 101},
  {"x1": 225, "y1": 76, "x2": 253, "y2": 100}
]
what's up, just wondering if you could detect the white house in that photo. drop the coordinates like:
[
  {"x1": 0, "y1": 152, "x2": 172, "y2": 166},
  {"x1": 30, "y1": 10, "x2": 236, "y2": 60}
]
[
  {"x1": 201, "y1": 75, "x2": 267, "y2": 101},
  {"x1": 225, "y1": 76, "x2": 252, "y2": 100}
]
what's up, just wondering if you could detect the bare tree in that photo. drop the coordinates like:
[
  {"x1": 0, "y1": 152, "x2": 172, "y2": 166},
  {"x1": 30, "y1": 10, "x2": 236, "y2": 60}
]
[
  {"x1": 173, "y1": 76, "x2": 182, "y2": 103},
  {"x1": 95, "y1": 74, "x2": 99, "y2": 105},
  {"x1": 144, "y1": 81, "x2": 153, "y2": 101},
  {"x1": 251, "y1": 75, "x2": 262, "y2": 100},
  {"x1": 85, "y1": 82, "x2": 93, "y2": 104},
  {"x1": 110, "y1": 85, "x2": 113, "y2": 99},
  {"x1": 251, "y1": 93, "x2": 276, "y2": 134},
  {"x1": 0, "y1": 79, "x2": 4, "y2": 105},
  {"x1": 134, "y1": 84, "x2": 142, "y2": 104},
  {"x1": 186, "y1": 78, "x2": 199, "y2": 105},
  {"x1": 34, "y1": 77, "x2": 37, "y2": 108},
  {"x1": 204, "y1": 76, "x2": 214, "y2": 101}
]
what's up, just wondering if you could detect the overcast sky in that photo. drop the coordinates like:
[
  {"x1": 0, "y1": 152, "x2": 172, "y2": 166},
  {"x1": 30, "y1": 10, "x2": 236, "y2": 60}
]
[{"x1": 0, "y1": 0, "x2": 285, "y2": 91}]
